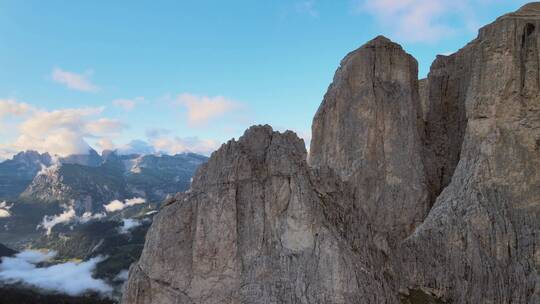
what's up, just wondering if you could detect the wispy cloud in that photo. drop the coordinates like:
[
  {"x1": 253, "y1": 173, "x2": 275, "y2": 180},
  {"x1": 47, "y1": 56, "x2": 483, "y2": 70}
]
[
  {"x1": 296, "y1": 0, "x2": 319, "y2": 17},
  {"x1": 37, "y1": 205, "x2": 106, "y2": 235},
  {"x1": 0, "y1": 250, "x2": 112, "y2": 296},
  {"x1": 0, "y1": 99, "x2": 33, "y2": 118},
  {"x1": 112, "y1": 97, "x2": 144, "y2": 111},
  {"x1": 356, "y1": 0, "x2": 450, "y2": 42},
  {"x1": 103, "y1": 197, "x2": 146, "y2": 213},
  {"x1": 355, "y1": 0, "x2": 485, "y2": 43},
  {"x1": 175, "y1": 93, "x2": 240, "y2": 126},
  {"x1": 38, "y1": 206, "x2": 76, "y2": 235},
  {"x1": 51, "y1": 68, "x2": 100, "y2": 92}
]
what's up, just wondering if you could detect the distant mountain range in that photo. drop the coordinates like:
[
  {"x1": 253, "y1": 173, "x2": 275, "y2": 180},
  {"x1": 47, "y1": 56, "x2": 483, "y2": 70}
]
[
  {"x1": 0, "y1": 149, "x2": 207, "y2": 212},
  {"x1": 0, "y1": 151, "x2": 53, "y2": 199}
]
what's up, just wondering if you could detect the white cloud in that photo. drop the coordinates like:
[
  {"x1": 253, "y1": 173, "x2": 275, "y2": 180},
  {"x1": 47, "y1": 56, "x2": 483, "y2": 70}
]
[
  {"x1": 18, "y1": 107, "x2": 103, "y2": 138},
  {"x1": 113, "y1": 97, "x2": 144, "y2": 111},
  {"x1": 80, "y1": 211, "x2": 106, "y2": 223},
  {"x1": 118, "y1": 218, "x2": 142, "y2": 234},
  {"x1": 0, "y1": 209, "x2": 10, "y2": 218},
  {"x1": 176, "y1": 93, "x2": 239, "y2": 126},
  {"x1": 103, "y1": 200, "x2": 124, "y2": 212},
  {"x1": 0, "y1": 101, "x2": 127, "y2": 158},
  {"x1": 38, "y1": 207, "x2": 77, "y2": 235},
  {"x1": 0, "y1": 201, "x2": 12, "y2": 210},
  {"x1": 37, "y1": 207, "x2": 107, "y2": 235},
  {"x1": 0, "y1": 201, "x2": 12, "y2": 218},
  {"x1": 95, "y1": 137, "x2": 116, "y2": 151},
  {"x1": 0, "y1": 250, "x2": 112, "y2": 296},
  {"x1": 51, "y1": 68, "x2": 100, "y2": 92},
  {"x1": 104, "y1": 197, "x2": 146, "y2": 213},
  {"x1": 125, "y1": 197, "x2": 146, "y2": 207}
]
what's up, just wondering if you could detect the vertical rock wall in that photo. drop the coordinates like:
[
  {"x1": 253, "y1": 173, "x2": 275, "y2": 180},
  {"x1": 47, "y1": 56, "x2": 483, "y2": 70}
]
[{"x1": 309, "y1": 36, "x2": 430, "y2": 244}]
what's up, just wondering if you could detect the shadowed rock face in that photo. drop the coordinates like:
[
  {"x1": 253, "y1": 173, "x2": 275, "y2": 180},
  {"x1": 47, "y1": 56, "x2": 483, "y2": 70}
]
[{"x1": 123, "y1": 3, "x2": 540, "y2": 304}]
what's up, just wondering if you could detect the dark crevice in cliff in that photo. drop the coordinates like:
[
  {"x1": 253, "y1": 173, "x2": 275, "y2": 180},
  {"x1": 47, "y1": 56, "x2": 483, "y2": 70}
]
[
  {"x1": 520, "y1": 22, "x2": 539, "y2": 95},
  {"x1": 420, "y1": 54, "x2": 469, "y2": 211}
]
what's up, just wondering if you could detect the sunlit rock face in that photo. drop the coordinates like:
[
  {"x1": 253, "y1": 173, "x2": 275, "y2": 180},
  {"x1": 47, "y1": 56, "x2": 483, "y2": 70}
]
[{"x1": 123, "y1": 3, "x2": 540, "y2": 304}]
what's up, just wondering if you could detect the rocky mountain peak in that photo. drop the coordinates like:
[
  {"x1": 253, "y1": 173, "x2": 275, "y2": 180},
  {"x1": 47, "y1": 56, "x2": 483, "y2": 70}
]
[
  {"x1": 12, "y1": 150, "x2": 52, "y2": 165},
  {"x1": 507, "y1": 1, "x2": 540, "y2": 16},
  {"x1": 58, "y1": 148, "x2": 103, "y2": 167},
  {"x1": 192, "y1": 125, "x2": 307, "y2": 190},
  {"x1": 363, "y1": 35, "x2": 399, "y2": 47},
  {"x1": 310, "y1": 33, "x2": 427, "y2": 242}
]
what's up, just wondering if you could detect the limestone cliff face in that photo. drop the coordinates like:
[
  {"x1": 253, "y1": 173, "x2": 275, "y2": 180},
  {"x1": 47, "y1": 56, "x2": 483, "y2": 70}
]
[
  {"x1": 123, "y1": 126, "x2": 396, "y2": 304},
  {"x1": 123, "y1": 3, "x2": 540, "y2": 304}
]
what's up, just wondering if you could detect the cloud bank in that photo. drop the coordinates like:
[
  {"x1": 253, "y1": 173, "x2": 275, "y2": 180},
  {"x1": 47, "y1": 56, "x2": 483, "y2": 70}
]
[
  {"x1": 0, "y1": 100, "x2": 126, "y2": 158},
  {"x1": 0, "y1": 250, "x2": 112, "y2": 296}
]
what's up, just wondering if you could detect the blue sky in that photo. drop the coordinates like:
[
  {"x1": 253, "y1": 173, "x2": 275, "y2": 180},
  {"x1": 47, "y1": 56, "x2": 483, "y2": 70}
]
[{"x1": 0, "y1": 0, "x2": 530, "y2": 158}]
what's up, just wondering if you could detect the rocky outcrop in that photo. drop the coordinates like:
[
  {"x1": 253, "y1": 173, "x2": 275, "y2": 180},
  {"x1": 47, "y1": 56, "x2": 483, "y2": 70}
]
[
  {"x1": 124, "y1": 3, "x2": 540, "y2": 304},
  {"x1": 309, "y1": 36, "x2": 429, "y2": 243}
]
